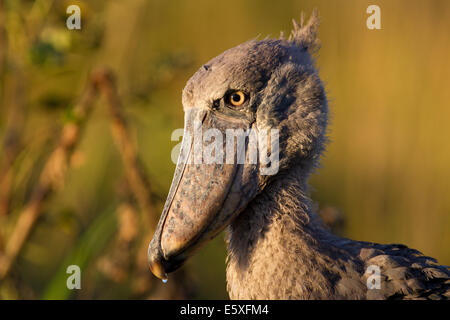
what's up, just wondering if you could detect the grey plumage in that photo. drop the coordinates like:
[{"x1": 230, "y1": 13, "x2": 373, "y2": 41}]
[
  {"x1": 225, "y1": 164, "x2": 450, "y2": 299},
  {"x1": 148, "y1": 10, "x2": 450, "y2": 299}
]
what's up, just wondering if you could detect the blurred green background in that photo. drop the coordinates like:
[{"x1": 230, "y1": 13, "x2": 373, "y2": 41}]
[{"x1": 0, "y1": 0, "x2": 449, "y2": 299}]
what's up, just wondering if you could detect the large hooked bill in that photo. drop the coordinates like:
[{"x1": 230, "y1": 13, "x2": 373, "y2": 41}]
[{"x1": 148, "y1": 107, "x2": 279, "y2": 280}]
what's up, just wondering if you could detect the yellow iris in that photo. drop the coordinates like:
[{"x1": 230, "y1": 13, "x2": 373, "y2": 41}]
[{"x1": 228, "y1": 91, "x2": 246, "y2": 106}]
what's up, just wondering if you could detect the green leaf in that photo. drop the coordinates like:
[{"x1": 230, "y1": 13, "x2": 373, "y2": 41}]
[{"x1": 41, "y1": 206, "x2": 117, "y2": 300}]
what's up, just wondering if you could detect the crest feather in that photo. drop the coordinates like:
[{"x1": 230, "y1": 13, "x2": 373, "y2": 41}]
[{"x1": 286, "y1": 9, "x2": 321, "y2": 53}]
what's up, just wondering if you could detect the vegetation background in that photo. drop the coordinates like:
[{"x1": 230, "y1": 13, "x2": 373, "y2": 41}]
[{"x1": 0, "y1": 0, "x2": 449, "y2": 299}]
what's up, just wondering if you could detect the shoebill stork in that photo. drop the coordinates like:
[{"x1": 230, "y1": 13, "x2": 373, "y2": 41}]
[{"x1": 148, "y1": 11, "x2": 450, "y2": 299}]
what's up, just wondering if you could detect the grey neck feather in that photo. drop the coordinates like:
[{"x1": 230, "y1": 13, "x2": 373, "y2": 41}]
[
  {"x1": 226, "y1": 163, "x2": 450, "y2": 300},
  {"x1": 225, "y1": 165, "x2": 357, "y2": 299}
]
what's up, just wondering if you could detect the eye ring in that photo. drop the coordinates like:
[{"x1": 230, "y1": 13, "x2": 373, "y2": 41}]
[{"x1": 227, "y1": 91, "x2": 246, "y2": 107}]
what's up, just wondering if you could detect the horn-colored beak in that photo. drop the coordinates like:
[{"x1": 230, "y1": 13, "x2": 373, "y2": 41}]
[{"x1": 148, "y1": 107, "x2": 258, "y2": 279}]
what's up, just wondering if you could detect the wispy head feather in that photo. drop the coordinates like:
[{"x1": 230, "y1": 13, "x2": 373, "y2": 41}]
[{"x1": 286, "y1": 9, "x2": 321, "y2": 53}]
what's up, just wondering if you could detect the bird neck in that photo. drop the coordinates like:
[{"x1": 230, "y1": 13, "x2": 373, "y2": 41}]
[{"x1": 225, "y1": 166, "x2": 332, "y2": 299}]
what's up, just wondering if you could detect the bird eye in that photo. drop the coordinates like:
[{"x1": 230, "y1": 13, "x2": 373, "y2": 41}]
[{"x1": 227, "y1": 91, "x2": 246, "y2": 107}]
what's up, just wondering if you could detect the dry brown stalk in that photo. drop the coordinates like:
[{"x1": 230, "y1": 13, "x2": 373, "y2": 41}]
[
  {"x1": 0, "y1": 75, "x2": 97, "y2": 280},
  {"x1": 0, "y1": 70, "x2": 26, "y2": 218},
  {"x1": 0, "y1": 68, "x2": 165, "y2": 299},
  {"x1": 93, "y1": 69, "x2": 156, "y2": 229}
]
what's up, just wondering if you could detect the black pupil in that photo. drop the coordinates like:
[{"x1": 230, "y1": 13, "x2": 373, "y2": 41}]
[{"x1": 231, "y1": 93, "x2": 241, "y2": 103}]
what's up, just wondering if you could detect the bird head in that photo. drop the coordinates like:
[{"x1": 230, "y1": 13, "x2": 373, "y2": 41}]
[{"x1": 148, "y1": 11, "x2": 328, "y2": 280}]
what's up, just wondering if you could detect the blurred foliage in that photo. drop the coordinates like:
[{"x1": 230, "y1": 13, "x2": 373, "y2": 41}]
[{"x1": 0, "y1": 0, "x2": 449, "y2": 300}]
